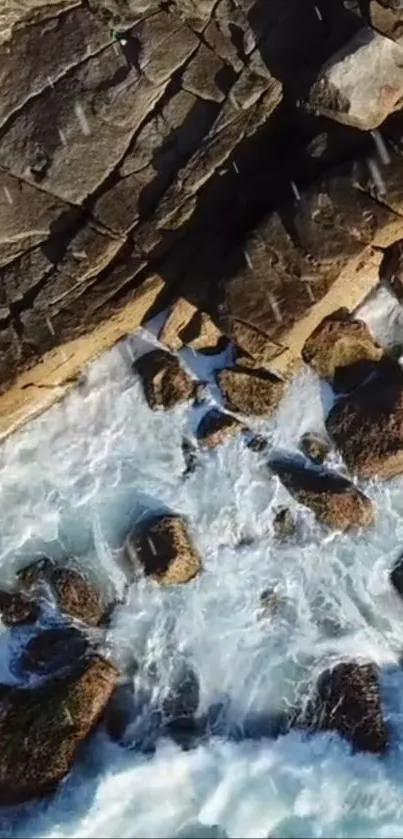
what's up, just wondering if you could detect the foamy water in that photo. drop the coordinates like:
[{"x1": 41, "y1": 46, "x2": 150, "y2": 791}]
[{"x1": 2, "y1": 291, "x2": 403, "y2": 837}]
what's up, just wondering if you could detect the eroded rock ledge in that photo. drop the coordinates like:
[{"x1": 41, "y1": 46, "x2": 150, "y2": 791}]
[{"x1": 2, "y1": 0, "x2": 403, "y2": 435}]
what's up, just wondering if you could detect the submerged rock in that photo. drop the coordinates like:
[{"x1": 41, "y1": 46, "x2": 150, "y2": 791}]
[
  {"x1": 304, "y1": 661, "x2": 388, "y2": 754},
  {"x1": 0, "y1": 656, "x2": 117, "y2": 805},
  {"x1": 163, "y1": 661, "x2": 200, "y2": 724},
  {"x1": 269, "y1": 455, "x2": 374, "y2": 530},
  {"x1": 133, "y1": 349, "x2": 195, "y2": 410},
  {"x1": 301, "y1": 308, "x2": 385, "y2": 392},
  {"x1": 217, "y1": 365, "x2": 284, "y2": 417},
  {"x1": 181, "y1": 437, "x2": 200, "y2": 478},
  {"x1": 272, "y1": 507, "x2": 297, "y2": 540},
  {"x1": 126, "y1": 514, "x2": 202, "y2": 585},
  {"x1": 19, "y1": 559, "x2": 106, "y2": 627},
  {"x1": 196, "y1": 408, "x2": 244, "y2": 449},
  {"x1": 0, "y1": 590, "x2": 38, "y2": 627},
  {"x1": 16, "y1": 626, "x2": 91, "y2": 678},
  {"x1": 390, "y1": 555, "x2": 403, "y2": 599},
  {"x1": 326, "y1": 373, "x2": 403, "y2": 479},
  {"x1": 105, "y1": 680, "x2": 136, "y2": 745},
  {"x1": 299, "y1": 433, "x2": 329, "y2": 464}
]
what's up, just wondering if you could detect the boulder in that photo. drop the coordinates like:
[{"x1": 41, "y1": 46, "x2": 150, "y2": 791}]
[
  {"x1": 0, "y1": 590, "x2": 38, "y2": 627},
  {"x1": 304, "y1": 661, "x2": 388, "y2": 753},
  {"x1": 217, "y1": 365, "x2": 284, "y2": 416},
  {"x1": 133, "y1": 349, "x2": 196, "y2": 410},
  {"x1": 126, "y1": 514, "x2": 202, "y2": 585},
  {"x1": 269, "y1": 454, "x2": 374, "y2": 530},
  {"x1": 370, "y1": 0, "x2": 403, "y2": 40},
  {"x1": 326, "y1": 373, "x2": 403, "y2": 479},
  {"x1": 19, "y1": 559, "x2": 106, "y2": 627},
  {"x1": 159, "y1": 299, "x2": 226, "y2": 354},
  {"x1": 0, "y1": 656, "x2": 117, "y2": 805},
  {"x1": 309, "y1": 27, "x2": 403, "y2": 130},
  {"x1": 299, "y1": 433, "x2": 329, "y2": 464},
  {"x1": 196, "y1": 408, "x2": 244, "y2": 449},
  {"x1": 301, "y1": 308, "x2": 385, "y2": 392},
  {"x1": 272, "y1": 507, "x2": 297, "y2": 539},
  {"x1": 15, "y1": 626, "x2": 91, "y2": 679}
]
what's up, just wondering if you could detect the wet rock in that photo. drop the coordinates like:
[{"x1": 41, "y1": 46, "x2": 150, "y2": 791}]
[
  {"x1": 269, "y1": 455, "x2": 374, "y2": 530},
  {"x1": 299, "y1": 433, "x2": 329, "y2": 464},
  {"x1": 302, "y1": 308, "x2": 385, "y2": 392},
  {"x1": 245, "y1": 433, "x2": 269, "y2": 453},
  {"x1": 379, "y1": 238, "x2": 403, "y2": 304},
  {"x1": 181, "y1": 437, "x2": 200, "y2": 477},
  {"x1": 126, "y1": 513, "x2": 202, "y2": 585},
  {"x1": 0, "y1": 655, "x2": 117, "y2": 804},
  {"x1": 0, "y1": 590, "x2": 38, "y2": 627},
  {"x1": 19, "y1": 559, "x2": 106, "y2": 627},
  {"x1": 305, "y1": 661, "x2": 388, "y2": 753},
  {"x1": 272, "y1": 507, "x2": 297, "y2": 540},
  {"x1": 217, "y1": 365, "x2": 284, "y2": 416},
  {"x1": 163, "y1": 661, "x2": 200, "y2": 724},
  {"x1": 309, "y1": 27, "x2": 403, "y2": 129},
  {"x1": 259, "y1": 588, "x2": 281, "y2": 618},
  {"x1": 196, "y1": 408, "x2": 244, "y2": 449},
  {"x1": 134, "y1": 349, "x2": 196, "y2": 410},
  {"x1": 15, "y1": 626, "x2": 91, "y2": 679},
  {"x1": 159, "y1": 298, "x2": 226, "y2": 354},
  {"x1": 390, "y1": 555, "x2": 403, "y2": 598},
  {"x1": 326, "y1": 373, "x2": 403, "y2": 478},
  {"x1": 105, "y1": 681, "x2": 136, "y2": 744}
]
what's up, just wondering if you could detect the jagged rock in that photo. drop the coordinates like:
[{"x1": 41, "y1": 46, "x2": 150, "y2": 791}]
[
  {"x1": 223, "y1": 319, "x2": 285, "y2": 366},
  {"x1": 126, "y1": 514, "x2": 202, "y2": 585},
  {"x1": 217, "y1": 365, "x2": 284, "y2": 416},
  {"x1": 391, "y1": 555, "x2": 403, "y2": 598},
  {"x1": 134, "y1": 350, "x2": 195, "y2": 410},
  {"x1": 299, "y1": 433, "x2": 330, "y2": 464},
  {"x1": 304, "y1": 661, "x2": 388, "y2": 753},
  {"x1": 0, "y1": 590, "x2": 38, "y2": 627},
  {"x1": 19, "y1": 559, "x2": 106, "y2": 626},
  {"x1": 379, "y1": 238, "x2": 403, "y2": 303},
  {"x1": 302, "y1": 308, "x2": 385, "y2": 392},
  {"x1": 0, "y1": 656, "x2": 117, "y2": 805},
  {"x1": 326, "y1": 371, "x2": 403, "y2": 478},
  {"x1": 269, "y1": 455, "x2": 374, "y2": 530},
  {"x1": 310, "y1": 27, "x2": 403, "y2": 130},
  {"x1": 15, "y1": 626, "x2": 91, "y2": 679},
  {"x1": 159, "y1": 298, "x2": 226, "y2": 354},
  {"x1": 196, "y1": 408, "x2": 244, "y2": 449},
  {"x1": 272, "y1": 507, "x2": 297, "y2": 540},
  {"x1": 370, "y1": 0, "x2": 403, "y2": 40}
]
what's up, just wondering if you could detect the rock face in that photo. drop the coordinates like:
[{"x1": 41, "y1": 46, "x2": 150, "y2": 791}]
[
  {"x1": 0, "y1": 656, "x2": 117, "y2": 805},
  {"x1": 310, "y1": 27, "x2": 403, "y2": 129},
  {"x1": 134, "y1": 350, "x2": 195, "y2": 410},
  {"x1": 302, "y1": 308, "x2": 385, "y2": 392},
  {"x1": 196, "y1": 408, "x2": 244, "y2": 449},
  {"x1": 306, "y1": 661, "x2": 388, "y2": 754},
  {"x1": 217, "y1": 365, "x2": 284, "y2": 416},
  {"x1": 126, "y1": 514, "x2": 202, "y2": 585},
  {"x1": 326, "y1": 371, "x2": 403, "y2": 479},
  {"x1": 19, "y1": 559, "x2": 106, "y2": 626},
  {"x1": 269, "y1": 455, "x2": 374, "y2": 530}
]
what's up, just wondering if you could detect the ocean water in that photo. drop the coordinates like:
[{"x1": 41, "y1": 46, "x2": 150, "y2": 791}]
[{"x1": 1, "y1": 291, "x2": 403, "y2": 837}]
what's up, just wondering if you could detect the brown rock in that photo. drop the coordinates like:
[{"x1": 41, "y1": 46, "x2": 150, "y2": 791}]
[
  {"x1": 305, "y1": 661, "x2": 388, "y2": 753},
  {"x1": 134, "y1": 350, "x2": 195, "y2": 410},
  {"x1": 302, "y1": 308, "x2": 385, "y2": 391},
  {"x1": 126, "y1": 514, "x2": 202, "y2": 585},
  {"x1": 224, "y1": 319, "x2": 285, "y2": 366},
  {"x1": 326, "y1": 371, "x2": 403, "y2": 479},
  {"x1": 196, "y1": 408, "x2": 244, "y2": 448},
  {"x1": 269, "y1": 455, "x2": 374, "y2": 530},
  {"x1": 0, "y1": 656, "x2": 117, "y2": 805},
  {"x1": 370, "y1": 0, "x2": 403, "y2": 40},
  {"x1": 217, "y1": 365, "x2": 284, "y2": 416},
  {"x1": 19, "y1": 559, "x2": 106, "y2": 627},
  {"x1": 272, "y1": 507, "x2": 297, "y2": 540},
  {"x1": 0, "y1": 590, "x2": 38, "y2": 627},
  {"x1": 299, "y1": 433, "x2": 329, "y2": 464},
  {"x1": 159, "y1": 299, "x2": 226, "y2": 354}
]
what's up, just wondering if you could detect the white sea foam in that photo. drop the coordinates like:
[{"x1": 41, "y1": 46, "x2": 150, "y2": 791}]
[{"x1": 1, "y1": 290, "x2": 403, "y2": 837}]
